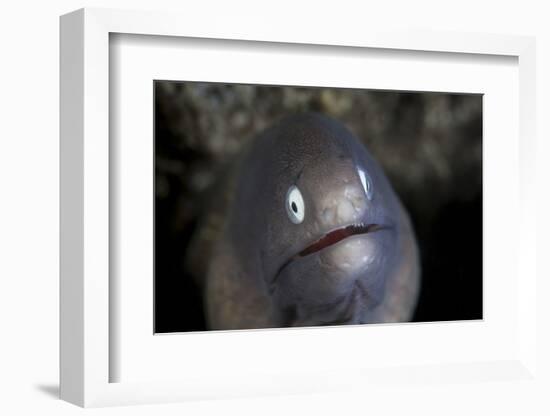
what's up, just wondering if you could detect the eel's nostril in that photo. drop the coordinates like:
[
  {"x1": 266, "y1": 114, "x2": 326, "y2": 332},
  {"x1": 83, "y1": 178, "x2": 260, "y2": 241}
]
[{"x1": 336, "y1": 199, "x2": 355, "y2": 222}]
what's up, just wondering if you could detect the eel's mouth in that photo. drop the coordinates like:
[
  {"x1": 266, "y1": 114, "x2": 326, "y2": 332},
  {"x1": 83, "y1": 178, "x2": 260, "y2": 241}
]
[
  {"x1": 299, "y1": 223, "x2": 389, "y2": 257},
  {"x1": 271, "y1": 222, "x2": 390, "y2": 291}
]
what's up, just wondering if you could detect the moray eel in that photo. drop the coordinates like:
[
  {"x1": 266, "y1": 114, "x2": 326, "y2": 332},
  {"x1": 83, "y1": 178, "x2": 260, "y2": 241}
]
[{"x1": 187, "y1": 113, "x2": 420, "y2": 330}]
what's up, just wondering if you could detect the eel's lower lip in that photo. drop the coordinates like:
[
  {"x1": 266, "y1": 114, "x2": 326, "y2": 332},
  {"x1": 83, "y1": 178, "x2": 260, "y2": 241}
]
[{"x1": 299, "y1": 223, "x2": 389, "y2": 257}]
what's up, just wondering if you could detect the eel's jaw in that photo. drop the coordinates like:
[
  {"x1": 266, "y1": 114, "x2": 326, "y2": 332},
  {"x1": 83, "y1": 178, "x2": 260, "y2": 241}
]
[
  {"x1": 272, "y1": 222, "x2": 390, "y2": 284},
  {"x1": 298, "y1": 223, "x2": 389, "y2": 257}
]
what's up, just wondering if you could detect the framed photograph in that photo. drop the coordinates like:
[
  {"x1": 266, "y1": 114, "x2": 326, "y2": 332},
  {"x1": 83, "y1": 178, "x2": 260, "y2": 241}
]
[
  {"x1": 152, "y1": 82, "x2": 481, "y2": 334},
  {"x1": 60, "y1": 8, "x2": 537, "y2": 407}
]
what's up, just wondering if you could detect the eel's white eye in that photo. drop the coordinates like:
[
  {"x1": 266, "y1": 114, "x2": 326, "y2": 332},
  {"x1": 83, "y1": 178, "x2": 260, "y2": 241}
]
[
  {"x1": 286, "y1": 185, "x2": 305, "y2": 224},
  {"x1": 358, "y1": 168, "x2": 373, "y2": 200}
]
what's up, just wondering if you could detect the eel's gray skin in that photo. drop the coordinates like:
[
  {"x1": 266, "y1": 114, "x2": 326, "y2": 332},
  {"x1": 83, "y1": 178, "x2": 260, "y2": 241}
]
[{"x1": 186, "y1": 113, "x2": 420, "y2": 330}]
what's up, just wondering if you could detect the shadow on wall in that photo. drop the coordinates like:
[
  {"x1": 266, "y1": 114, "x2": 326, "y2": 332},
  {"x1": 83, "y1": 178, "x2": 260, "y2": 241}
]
[{"x1": 35, "y1": 384, "x2": 59, "y2": 399}]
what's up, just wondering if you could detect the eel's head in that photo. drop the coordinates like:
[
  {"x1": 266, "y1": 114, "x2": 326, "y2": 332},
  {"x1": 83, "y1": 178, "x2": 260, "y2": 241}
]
[{"x1": 256, "y1": 114, "x2": 403, "y2": 327}]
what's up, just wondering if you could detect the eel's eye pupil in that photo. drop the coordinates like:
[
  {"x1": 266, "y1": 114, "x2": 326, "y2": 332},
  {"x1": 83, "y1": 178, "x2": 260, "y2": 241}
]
[{"x1": 286, "y1": 185, "x2": 305, "y2": 224}]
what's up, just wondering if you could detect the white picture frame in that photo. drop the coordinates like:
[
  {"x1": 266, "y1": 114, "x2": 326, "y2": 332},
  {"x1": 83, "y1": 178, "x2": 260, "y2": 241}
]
[{"x1": 60, "y1": 7, "x2": 537, "y2": 408}]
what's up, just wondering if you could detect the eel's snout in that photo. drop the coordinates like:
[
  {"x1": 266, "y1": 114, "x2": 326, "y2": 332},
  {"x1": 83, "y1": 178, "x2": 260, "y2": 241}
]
[{"x1": 318, "y1": 181, "x2": 367, "y2": 228}]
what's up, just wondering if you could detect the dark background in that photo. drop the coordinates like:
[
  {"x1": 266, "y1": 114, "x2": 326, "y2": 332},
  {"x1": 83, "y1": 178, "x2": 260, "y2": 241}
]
[{"x1": 154, "y1": 81, "x2": 483, "y2": 333}]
